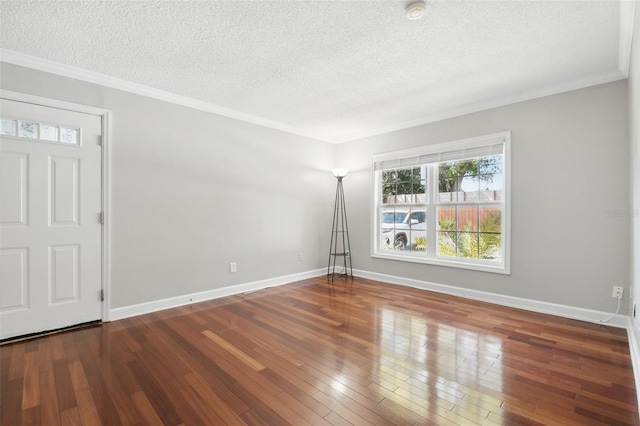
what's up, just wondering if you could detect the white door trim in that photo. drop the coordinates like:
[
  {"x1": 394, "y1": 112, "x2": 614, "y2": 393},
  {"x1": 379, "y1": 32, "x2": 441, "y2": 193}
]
[{"x1": 0, "y1": 89, "x2": 112, "y2": 322}]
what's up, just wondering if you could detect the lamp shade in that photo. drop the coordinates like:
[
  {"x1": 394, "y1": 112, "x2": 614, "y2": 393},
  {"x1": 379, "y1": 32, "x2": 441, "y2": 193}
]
[{"x1": 331, "y1": 168, "x2": 349, "y2": 178}]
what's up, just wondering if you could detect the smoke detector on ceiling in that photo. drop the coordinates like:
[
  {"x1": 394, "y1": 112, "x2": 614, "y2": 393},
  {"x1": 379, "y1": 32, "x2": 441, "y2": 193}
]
[{"x1": 405, "y1": 1, "x2": 426, "y2": 20}]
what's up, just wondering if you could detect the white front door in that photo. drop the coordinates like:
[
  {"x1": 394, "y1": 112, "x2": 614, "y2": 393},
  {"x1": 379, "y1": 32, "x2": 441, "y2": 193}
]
[{"x1": 0, "y1": 98, "x2": 103, "y2": 340}]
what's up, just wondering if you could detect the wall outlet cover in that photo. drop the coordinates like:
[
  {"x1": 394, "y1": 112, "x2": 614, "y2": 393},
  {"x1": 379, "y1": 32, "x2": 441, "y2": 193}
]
[{"x1": 612, "y1": 286, "x2": 623, "y2": 299}]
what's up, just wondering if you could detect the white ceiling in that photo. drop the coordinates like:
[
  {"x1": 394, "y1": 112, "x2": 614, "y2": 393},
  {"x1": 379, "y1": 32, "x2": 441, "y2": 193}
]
[{"x1": 0, "y1": 1, "x2": 636, "y2": 143}]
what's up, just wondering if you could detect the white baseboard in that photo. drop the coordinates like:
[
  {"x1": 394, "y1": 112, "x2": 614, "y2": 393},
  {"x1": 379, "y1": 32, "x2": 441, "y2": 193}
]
[
  {"x1": 353, "y1": 269, "x2": 629, "y2": 329},
  {"x1": 108, "y1": 268, "x2": 326, "y2": 321},
  {"x1": 110, "y1": 266, "x2": 629, "y2": 327},
  {"x1": 626, "y1": 318, "x2": 640, "y2": 412},
  {"x1": 354, "y1": 269, "x2": 638, "y2": 411}
]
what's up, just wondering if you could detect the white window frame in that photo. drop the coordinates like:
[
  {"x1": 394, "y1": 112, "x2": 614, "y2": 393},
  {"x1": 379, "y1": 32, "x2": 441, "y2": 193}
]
[{"x1": 371, "y1": 131, "x2": 511, "y2": 274}]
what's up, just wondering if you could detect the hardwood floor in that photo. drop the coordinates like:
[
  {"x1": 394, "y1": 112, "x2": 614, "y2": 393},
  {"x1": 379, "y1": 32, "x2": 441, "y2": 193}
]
[{"x1": 1, "y1": 276, "x2": 638, "y2": 425}]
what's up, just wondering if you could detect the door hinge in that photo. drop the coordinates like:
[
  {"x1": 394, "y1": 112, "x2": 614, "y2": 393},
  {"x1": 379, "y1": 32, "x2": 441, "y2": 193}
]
[
  {"x1": 98, "y1": 135, "x2": 103, "y2": 146},
  {"x1": 100, "y1": 289, "x2": 105, "y2": 302},
  {"x1": 99, "y1": 212, "x2": 104, "y2": 224}
]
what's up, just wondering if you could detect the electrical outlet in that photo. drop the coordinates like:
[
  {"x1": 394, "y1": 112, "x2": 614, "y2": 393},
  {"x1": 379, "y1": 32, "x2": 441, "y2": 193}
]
[
  {"x1": 612, "y1": 286, "x2": 623, "y2": 299},
  {"x1": 230, "y1": 262, "x2": 237, "y2": 273},
  {"x1": 299, "y1": 253, "x2": 304, "y2": 262}
]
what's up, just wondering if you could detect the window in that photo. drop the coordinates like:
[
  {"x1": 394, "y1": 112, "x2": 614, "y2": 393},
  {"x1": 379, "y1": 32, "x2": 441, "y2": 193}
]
[
  {"x1": 0, "y1": 117, "x2": 80, "y2": 145},
  {"x1": 372, "y1": 132, "x2": 510, "y2": 274}
]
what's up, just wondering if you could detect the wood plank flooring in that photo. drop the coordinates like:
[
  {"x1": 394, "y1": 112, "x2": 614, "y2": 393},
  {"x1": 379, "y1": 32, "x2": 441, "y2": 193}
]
[{"x1": 1, "y1": 276, "x2": 638, "y2": 425}]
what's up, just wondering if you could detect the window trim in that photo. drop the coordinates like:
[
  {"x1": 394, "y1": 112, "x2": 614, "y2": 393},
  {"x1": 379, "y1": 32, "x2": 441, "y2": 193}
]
[{"x1": 371, "y1": 131, "x2": 511, "y2": 275}]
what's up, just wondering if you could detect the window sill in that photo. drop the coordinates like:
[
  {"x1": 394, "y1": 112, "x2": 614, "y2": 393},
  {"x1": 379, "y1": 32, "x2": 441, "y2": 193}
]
[{"x1": 371, "y1": 251, "x2": 510, "y2": 275}]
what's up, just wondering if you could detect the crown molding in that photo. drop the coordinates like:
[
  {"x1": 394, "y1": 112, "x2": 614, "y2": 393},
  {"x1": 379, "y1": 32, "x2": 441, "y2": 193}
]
[
  {"x1": 619, "y1": 0, "x2": 638, "y2": 76},
  {"x1": 0, "y1": 49, "x2": 332, "y2": 143},
  {"x1": 332, "y1": 69, "x2": 628, "y2": 143},
  {"x1": 1, "y1": 48, "x2": 629, "y2": 145}
]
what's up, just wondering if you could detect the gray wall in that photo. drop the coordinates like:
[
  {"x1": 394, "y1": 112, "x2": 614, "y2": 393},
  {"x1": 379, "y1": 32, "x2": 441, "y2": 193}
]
[
  {"x1": 0, "y1": 62, "x2": 631, "y2": 316},
  {"x1": 337, "y1": 80, "x2": 630, "y2": 313},
  {"x1": 629, "y1": 2, "x2": 640, "y2": 353},
  {"x1": 1, "y1": 63, "x2": 337, "y2": 309}
]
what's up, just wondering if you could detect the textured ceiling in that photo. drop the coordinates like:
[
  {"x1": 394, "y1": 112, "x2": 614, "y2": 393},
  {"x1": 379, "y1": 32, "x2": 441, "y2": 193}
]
[{"x1": 0, "y1": 1, "x2": 634, "y2": 143}]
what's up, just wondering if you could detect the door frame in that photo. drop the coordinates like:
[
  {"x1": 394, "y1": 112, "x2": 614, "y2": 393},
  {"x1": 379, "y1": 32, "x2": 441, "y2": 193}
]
[{"x1": 1, "y1": 90, "x2": 112, "y2": 322}]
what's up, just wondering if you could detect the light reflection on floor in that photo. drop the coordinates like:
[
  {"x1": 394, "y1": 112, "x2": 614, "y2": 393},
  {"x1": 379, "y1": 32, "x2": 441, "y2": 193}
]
[{"x1": 326, "y1": 276, "x2": 506, "y2": 424}]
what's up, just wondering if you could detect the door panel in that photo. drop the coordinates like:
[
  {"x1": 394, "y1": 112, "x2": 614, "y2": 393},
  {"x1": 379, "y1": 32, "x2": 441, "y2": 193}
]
[
  {"x1": 49, "y1": 244, "x2": 80, "y2": 303},
  {"x1": 50, "y1": 156, "x2": 80, "y2": 226},
  {"x1": 0, "y1": 248, "x2": 28, "y2": 311},
  {"x1": 0, "y1": 98, "x2": 102, "y2": 339},
  {"x1": 0, "y1": 152, "x2": 28, "y2": 226}
]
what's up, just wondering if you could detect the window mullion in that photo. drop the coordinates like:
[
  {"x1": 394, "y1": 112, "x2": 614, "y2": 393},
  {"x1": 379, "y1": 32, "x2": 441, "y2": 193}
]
[{"x1": 426, "y1": 163, "x2": 438, "y2": 257}]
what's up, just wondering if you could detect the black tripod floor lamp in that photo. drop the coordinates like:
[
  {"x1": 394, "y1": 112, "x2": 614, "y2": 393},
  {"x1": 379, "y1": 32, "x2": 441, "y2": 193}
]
[{"x1": 327, "y1": 168, "x2": 353, "y2": 279}]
